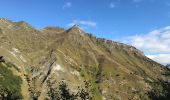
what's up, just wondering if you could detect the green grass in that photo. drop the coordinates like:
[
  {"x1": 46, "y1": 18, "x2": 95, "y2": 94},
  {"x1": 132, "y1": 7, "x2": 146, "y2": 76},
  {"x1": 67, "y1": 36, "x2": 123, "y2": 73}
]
[
  {"x1": 80, "y1": 65, "x2": 102, "y2": 100},
  {"x1": 0, "y1": 62, "x2": 22, "y2": 99}
]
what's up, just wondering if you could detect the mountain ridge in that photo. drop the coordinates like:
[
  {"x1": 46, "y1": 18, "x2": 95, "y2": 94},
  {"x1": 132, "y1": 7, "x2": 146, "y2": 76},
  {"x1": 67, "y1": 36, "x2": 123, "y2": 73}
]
[{"x1": 0, "y1": 18, "x2": 170, "y2": 100}]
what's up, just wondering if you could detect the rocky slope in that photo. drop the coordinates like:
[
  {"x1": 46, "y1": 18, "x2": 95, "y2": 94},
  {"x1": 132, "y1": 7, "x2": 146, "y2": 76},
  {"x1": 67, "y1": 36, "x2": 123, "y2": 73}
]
[{"x1": 0, "y1": 18, "x2": 170, "y2": 100}]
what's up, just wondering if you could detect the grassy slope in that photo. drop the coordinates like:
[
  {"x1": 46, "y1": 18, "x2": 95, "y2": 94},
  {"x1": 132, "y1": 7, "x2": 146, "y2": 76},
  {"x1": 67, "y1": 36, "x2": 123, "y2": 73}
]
[{"x1": 0, "y1": 61, "x2": 22, "y2": 99}]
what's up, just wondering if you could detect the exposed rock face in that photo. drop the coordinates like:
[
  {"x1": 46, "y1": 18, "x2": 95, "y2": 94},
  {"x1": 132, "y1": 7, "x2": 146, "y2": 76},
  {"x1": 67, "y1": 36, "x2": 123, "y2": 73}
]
[{"x1": 0, "y1": 19, "x2": 170, "y2": 100}]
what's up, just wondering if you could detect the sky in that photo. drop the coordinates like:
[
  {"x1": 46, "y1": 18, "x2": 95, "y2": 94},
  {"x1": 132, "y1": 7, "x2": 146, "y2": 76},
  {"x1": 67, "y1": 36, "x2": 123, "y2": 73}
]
[{"x1": 0, "y1": 0, "x2": 170, "y2": 64}]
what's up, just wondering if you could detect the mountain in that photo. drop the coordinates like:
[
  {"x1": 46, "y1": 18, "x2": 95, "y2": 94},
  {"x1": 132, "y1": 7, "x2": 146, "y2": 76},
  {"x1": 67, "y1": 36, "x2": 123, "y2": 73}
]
[
  {"x1": 0, "y1": 18, "x2": 170, "y2": 100},
  {"x1": 166, "y1": 64, "x2": 170, "y2": 68}
]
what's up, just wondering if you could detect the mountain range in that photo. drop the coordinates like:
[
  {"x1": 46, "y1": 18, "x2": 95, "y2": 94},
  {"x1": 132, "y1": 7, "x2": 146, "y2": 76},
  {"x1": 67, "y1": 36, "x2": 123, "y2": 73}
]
[{"x1": 0, "y1": 18, "x2": 170, "y2": 100}]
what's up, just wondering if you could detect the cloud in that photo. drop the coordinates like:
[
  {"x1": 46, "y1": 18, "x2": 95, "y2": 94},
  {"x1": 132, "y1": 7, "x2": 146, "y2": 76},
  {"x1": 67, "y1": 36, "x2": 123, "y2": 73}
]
[
  {"x1": 67, "y1": 20, "x2": 97, "y2": 28},
  {"x1": 133, "y1": 0, "x2": 143, "y2": 3},
  {"x1": 110, "y1": 2, "x2": 115, "y2": 8},
  {"x1": 123, "y1": 26, "x2": 170, "y2": 53},
  {"x1": 63, "y1": 2, "x2": 72, "y2": 9},
  {"x1": 146, "y1": 54, "x2": 170, "y2": 64},
  {"x1": 122, "y1": 26, "x2": 170, "y2": 64}
]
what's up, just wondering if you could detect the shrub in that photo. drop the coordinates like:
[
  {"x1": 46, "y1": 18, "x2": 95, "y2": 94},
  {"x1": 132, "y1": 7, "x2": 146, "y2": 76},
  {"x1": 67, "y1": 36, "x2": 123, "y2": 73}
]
[{"x1": 46, "y1": 80, "x2": 93, "y2": 100}]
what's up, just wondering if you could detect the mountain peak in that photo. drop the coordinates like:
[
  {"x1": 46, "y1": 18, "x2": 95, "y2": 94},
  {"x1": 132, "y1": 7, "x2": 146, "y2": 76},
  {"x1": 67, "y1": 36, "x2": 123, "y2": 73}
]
[
  {"x1": 72, "y1": 24, "x2": 81, "y2": 28},
  {"x1": 70, "y1": 24, "x2": 82, "y2": 30},
  {"x1": 14, "y1": 21, "x2": 34, "y2": 29},
  {"x1": 67, "y1": 24, "x2": 84, "y2": 34}
]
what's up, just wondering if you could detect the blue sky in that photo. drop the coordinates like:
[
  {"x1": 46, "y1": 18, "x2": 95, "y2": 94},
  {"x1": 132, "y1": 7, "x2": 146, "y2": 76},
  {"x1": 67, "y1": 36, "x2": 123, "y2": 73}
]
[{"x1": 0, "y1": 0, "x2": 170, "y2": 64}]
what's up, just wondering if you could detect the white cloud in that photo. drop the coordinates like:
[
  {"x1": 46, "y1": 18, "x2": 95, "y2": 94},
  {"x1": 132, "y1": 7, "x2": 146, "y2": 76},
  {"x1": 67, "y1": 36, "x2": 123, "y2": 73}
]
[
  {"x1": 67, "y1": 20, "x2": 97, "y2": 28},
  {"x1": 122, "y1": 26, "x2": 170, "y2": 64},
  {"x1": 133, "y1": 0, "x2": 143, "y2": 3},
  {"x1": 146, "y1": 54, "x2": 170, "y2": 64},
  {"x1": 110, "y1": 2, "x2": 115, "y2": 8},
  {"x1": 63, "y1": 2, "x2": 72, "y2": 9},
  {"x1": 124, "y1": 26, "x2": 170, "y2": 53}
]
